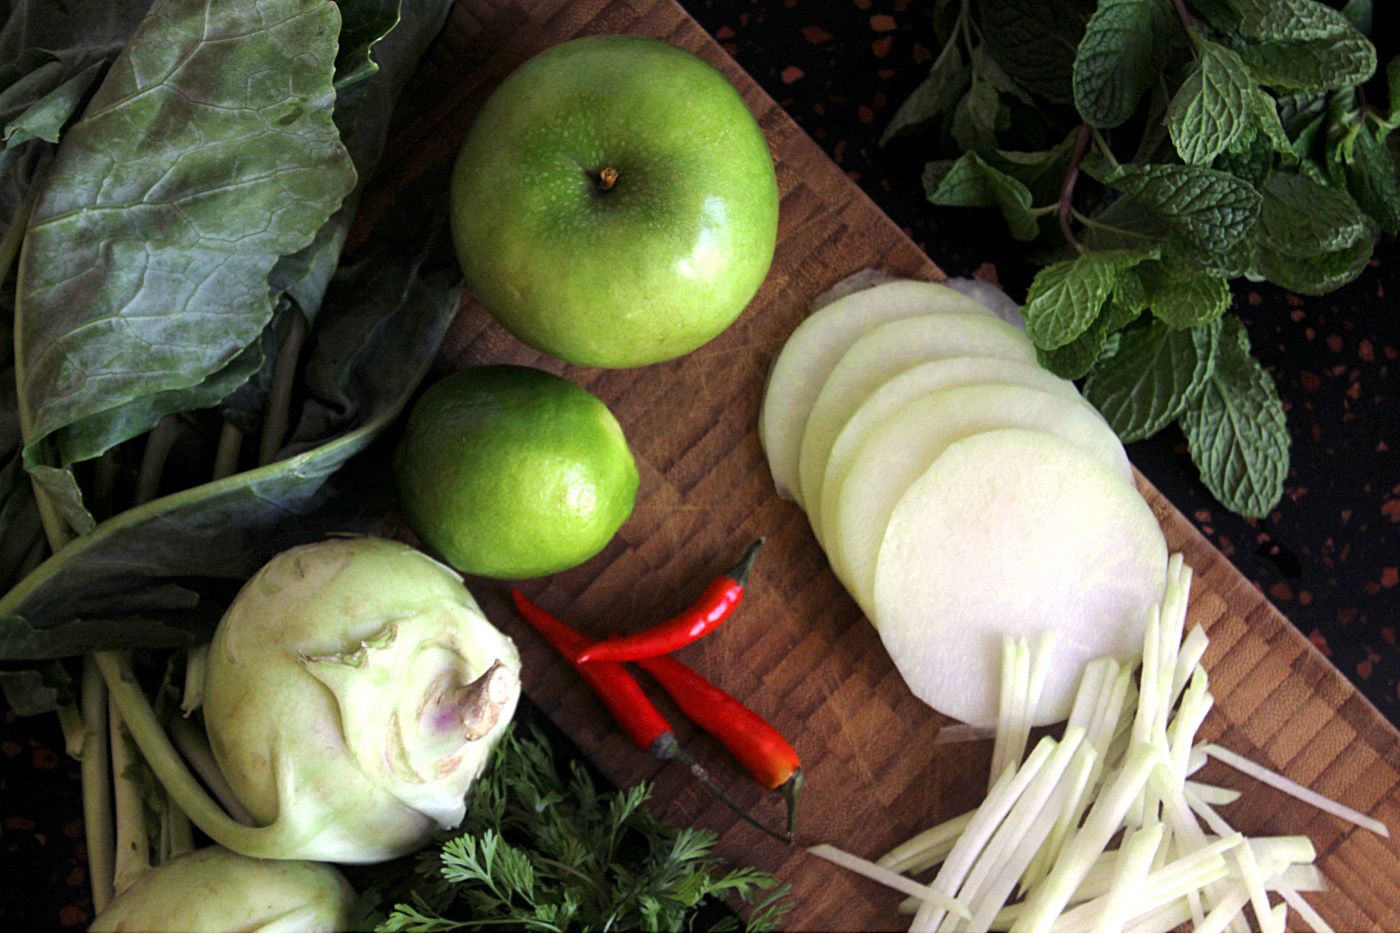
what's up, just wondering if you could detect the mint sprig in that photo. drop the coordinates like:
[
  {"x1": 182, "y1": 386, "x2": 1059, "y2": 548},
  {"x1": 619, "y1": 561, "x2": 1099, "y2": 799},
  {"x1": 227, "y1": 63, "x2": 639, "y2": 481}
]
[{"x1": 888, "y1": 0, "x2": 1391, "y2": 519}]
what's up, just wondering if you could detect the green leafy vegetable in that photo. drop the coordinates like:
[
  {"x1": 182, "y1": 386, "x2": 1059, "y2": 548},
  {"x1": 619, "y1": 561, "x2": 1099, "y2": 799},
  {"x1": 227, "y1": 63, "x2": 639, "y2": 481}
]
[
  {"x1": 1179, "y1": 318, "x2": 1289, "y2": 518},
  {"x1": 369, "y1": 727, "x2": 789, "y2": 933},
  {"x1": 883, "y1": 0, "x2": 1388, "y2": 519}
]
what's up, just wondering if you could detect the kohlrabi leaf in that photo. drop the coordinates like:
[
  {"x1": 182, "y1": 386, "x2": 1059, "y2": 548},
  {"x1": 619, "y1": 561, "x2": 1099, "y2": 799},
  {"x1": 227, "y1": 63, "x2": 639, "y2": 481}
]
[
  {"x1": 923, "y1": 152, "x2": 1040, "y2": 241},
  {"x1": 15, "y1": 0, "x2": 356, "y2": 529},
  {"x1": 1166, "y1": 42, "x2": 1255, "y2": 165},
  {"x1": 0, "y1": 186, "x2": 461, "y2": 707},
  {"x1": 976, "y1": 0, "x2": 1096, "y2": 104},
  {"x1": 1179, "y1": 317, "x2": 1289, "y2": 518},
  {"x1": 1071, "y1": 0, "x2": 1163, "y2": 129},
  {"x1": 334, "y1": 0, "x2": 402, "y2": 89},
  {"x1": 1084, "y1": 317, "x2": 1221, "y2": 443}
]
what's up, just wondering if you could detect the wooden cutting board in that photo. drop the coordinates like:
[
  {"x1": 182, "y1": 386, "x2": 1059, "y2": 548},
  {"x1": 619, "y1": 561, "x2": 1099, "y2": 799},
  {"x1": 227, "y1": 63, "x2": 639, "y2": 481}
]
[{"x1": 367, "y1": 0, "x2": 1400, "y2": 929}]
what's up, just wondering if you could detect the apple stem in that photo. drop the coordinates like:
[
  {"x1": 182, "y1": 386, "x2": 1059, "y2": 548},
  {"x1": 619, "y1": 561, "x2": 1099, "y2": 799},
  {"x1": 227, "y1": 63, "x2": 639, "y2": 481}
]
[{"x1": 595, "y1": 166, "x2": 619, "y2": 192}]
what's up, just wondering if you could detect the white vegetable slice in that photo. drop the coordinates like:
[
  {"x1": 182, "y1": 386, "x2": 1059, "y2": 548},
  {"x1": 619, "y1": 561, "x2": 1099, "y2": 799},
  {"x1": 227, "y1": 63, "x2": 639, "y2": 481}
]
[
  {"x1": 806, "y1": 844, "x2": 971, "y2": 920},
  {"x1": 871, "y1": 431, "x2": 1167, "y2": 726},
  {"x1": 759, "y1": 279, "x2": 995, "y2": 502},
  {"x1": 829, "y1": 389, "x2": 1135, "y2": 611},
  {"x1": 796, "y1": 312, "x2": 1036, "y2": 515},
  {"x1": 809, "y1": 355, "x2": 1085, "y2": 537}
]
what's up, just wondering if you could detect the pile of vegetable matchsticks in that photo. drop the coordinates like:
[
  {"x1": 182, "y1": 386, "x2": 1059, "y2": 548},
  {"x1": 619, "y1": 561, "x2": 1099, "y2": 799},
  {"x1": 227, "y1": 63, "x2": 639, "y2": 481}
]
[{"x1": 812, "y1": 554, "x2": 1390, "y2": 933}]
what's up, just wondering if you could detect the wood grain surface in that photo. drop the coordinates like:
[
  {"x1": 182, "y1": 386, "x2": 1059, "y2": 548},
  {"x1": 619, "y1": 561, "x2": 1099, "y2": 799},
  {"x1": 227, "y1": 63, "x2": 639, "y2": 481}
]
[{"x1": 367, "y1": 0, "x2": 1400, "y2": 929}]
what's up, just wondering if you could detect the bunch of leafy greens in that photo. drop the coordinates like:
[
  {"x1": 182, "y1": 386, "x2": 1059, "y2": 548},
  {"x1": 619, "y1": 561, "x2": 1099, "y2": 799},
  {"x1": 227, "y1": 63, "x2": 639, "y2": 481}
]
[
  {"x1": 0, "y1": 0, "x2": 459, "y2": 714},
  {"x1": 885, "y1": 0, "x2": 1396, "y2": 518},
  {"x1": 366, "y1": 726, "x2": 790, "y2": 933}
]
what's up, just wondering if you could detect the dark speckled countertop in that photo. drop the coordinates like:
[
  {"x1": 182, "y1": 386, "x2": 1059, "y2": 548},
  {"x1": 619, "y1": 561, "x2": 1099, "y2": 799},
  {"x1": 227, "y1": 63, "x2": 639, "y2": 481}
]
[{"x1": 2, "y1": 1, "x2": 1396, "y2": 928}]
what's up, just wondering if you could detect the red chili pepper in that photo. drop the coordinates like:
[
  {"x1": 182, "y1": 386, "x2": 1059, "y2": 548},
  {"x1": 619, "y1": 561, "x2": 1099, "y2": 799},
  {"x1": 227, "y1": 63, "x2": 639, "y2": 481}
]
[
  {"x1": 511, "y1": 588, "x2": 794, "y2": 844},
  {"x1": 510, "y1": 588, "x2": 677, "y2": 758},
  {"x1": 634, "y1": 654, "x2": 803, "y2": 838},
  {"x1": 574, "y1": 539, "x2": 763, "y2": 664}
]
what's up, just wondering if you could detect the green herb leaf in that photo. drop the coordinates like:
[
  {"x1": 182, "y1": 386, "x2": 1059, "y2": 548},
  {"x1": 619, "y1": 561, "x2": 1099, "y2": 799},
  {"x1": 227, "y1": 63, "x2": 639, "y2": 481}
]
[
  {"x1": 1084, "y1": 317, "x2": 1221, "y2": 443},
  {"x1": 882, "y1": 40, "x2": 969, "y2": 145},
  {"x1": 371, "y1": 726, "x2": 789, "y2": 933},
  {"x1": 1139, "y1": 257, "x2": 1233, "y2": 328},
  {"x1": 1251, "y1": 171, "x2": 1374, "y2": 293},
  {"x1": 1341, "y1": 125, "x2": 1400, "y2": 234},
  {"x1": 1237, "y1": 32, "x2": 1375, "y2": 92},
  {"x1": 1021, "y1": 249, "x2": 1155, "y2": 350},
  {"x1": 951, "y1": 78, "x2": 1004, "y2": 151},
  {"x1": 923, "y1": 152, "x2": 1040, "y2": 241},
  {"x1": 1036, "y1": 269, "x2": 1144, "y2": 379},
  {"x1": 1167, "y1": 41, "x2": 1255, "y2": 165},
  {"x1": 1097, "y1": 163, "x2": 1262, "y2": 256},
  {"x1": 976, "y1": 0, "x2": 1096, "y2": 104},
  {"x1": 1227, "y1": 0, "x2": 1359, "y2": 42},
  {"x1": 1179, "y1": 317, "x2": 1289, "y2": 517},
  {"x1": 1071, "y1": 0, "x2": 1161, "y2": 128}
]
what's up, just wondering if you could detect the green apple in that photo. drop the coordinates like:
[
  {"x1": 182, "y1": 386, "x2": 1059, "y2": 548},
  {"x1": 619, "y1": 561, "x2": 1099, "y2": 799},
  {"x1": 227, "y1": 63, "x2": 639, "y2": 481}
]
[{"x1": 449, "y1": 35, "x2": 779, "y2": 368}]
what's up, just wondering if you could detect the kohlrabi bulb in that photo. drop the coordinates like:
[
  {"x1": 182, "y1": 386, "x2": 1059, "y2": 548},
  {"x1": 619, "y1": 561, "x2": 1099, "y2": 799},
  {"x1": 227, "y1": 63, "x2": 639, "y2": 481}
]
[
  {"x1": 88, "y1": 846, "x2": 353, "y2": 932},
  {"x1": 203, "y1": 537, "x2": 521, "y2": 863}
]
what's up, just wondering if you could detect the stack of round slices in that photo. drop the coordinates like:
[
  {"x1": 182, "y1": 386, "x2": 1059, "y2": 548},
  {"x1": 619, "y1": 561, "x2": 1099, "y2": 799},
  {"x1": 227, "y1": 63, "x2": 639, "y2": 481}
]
[{"x1": 759, "y1": 277, "x2": 1169, "y2": 729}]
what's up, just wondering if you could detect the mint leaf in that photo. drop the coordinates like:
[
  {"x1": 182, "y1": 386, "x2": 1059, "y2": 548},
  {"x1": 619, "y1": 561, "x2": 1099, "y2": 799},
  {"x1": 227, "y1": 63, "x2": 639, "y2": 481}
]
[
  {"x1": 1341, "y1": 0, "x2": 1371, "y2": 34},
  {"x1": 1180, "y1": 317, "x2": 1288, "y2": 518},
  {"x1": 1256, "y1": 234, "x2": 1372, "y2": 295},
  {"x1": 1084, "y1": 318, "x2": 1221, "y2": 443},
  {"x1": 1037, "y1": 267, "x2": 1146, "y2": 379},
  {"x1": 1238, "y1": 33, "x2": 1375, "y2": 91},
  {"x1": 1167, "y1": 42, "x2": 1255, "y2": 165},
  {"x1": 1140, "y1": 258, "x2": 1233, "y2": 328},
  {"x1": 1071, "y1": 0, "x2": 1161, "y2": 128},
  {"x1": 1098, "y1": 164, "x2": 1262, "y2": 255},
  {"x1": 1342, "y1": 125, "x2": 1400, "y2": 234},
  {"x1": 951, "y1": 78, "x2": 1003, "y2": 151},
  {"x1": 882, "y1": 42, "x2": 969, "y2": 145},
  {"x1": 1250, "y1": 90, "x2": 1292, "y2": 155},
  {"x1": 923, "y1": 152, "x2": 1040, "y2": 241},
  {"x1": 1021, "y1": 250, "x2": 1154, "y2": 350},
  {"x1": 1257, "y1": 172, "x2": 1371, "y2": 255},
  {"x1": 977, "y1": 0, "x2": 1096, "y2": 104},
  {"x1": 1227, "y1": 0, "x2": 1358, "y2": 42}
]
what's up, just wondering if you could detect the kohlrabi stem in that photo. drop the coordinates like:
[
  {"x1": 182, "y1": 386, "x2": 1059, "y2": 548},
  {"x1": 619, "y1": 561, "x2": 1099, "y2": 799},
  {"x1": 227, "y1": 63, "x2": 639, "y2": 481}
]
[
  {"x1": 109, "y1": 690, "x2": 151, "y2": 893},
  {"x1": 180, "y1": 646, "x2": 209, "y2": 715},
  {"x1": 91, "y1": 450, "x2": 118, "y2": 521},
  {"x1": 134, "y1": 416, "x2": 178, "y2": 505},
  {"x1": 56, "y1": 702, "x2": 86, "y2": 758},
  {"x1": 166, "y1": 793, "x2": 195, "y2": 859},
  {"x1": 96, "y1": 651, "x2": 296, "y2": 857},
  {"x1": 212, "y1": 421, "x2": 244, "y2": 480},
  {"x1": 81, "y1": 657, "x2": 115, "y2": 913},
  {"x1": 259, "y1": 312, "x2": 307, "y2": 467},
  {"x1": 165, "y1": 711, "x2": 255, "y2": 825}
]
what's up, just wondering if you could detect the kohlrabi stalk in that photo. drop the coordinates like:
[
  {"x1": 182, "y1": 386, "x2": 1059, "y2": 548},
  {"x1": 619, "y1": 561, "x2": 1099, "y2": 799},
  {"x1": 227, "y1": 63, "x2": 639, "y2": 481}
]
[
  {"x1": 80, "y1": 656, "x2": 114, "y2": 912},
  {"x1": 108, "y1": 689, "x2": 151, "y2": 894}
]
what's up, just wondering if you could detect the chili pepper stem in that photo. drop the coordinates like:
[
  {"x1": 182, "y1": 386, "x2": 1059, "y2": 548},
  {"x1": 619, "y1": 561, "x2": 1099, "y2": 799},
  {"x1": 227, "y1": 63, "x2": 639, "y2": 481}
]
[
  {"x1": 780, "y1": 769, "x2": 803, "y2": 839},
  {"x1": 675, "y1": 746, "x2": 793, "y2": 845},
  {"x1": 729, "y1": 537, "x2": 764, "y2": 587}
]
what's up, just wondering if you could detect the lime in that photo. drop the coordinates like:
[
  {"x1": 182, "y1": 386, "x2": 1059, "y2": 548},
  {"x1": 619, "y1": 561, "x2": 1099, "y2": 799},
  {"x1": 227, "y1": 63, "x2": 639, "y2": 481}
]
[{"x1": 394, "y1": 365, "x2": 639, "y2": 578}]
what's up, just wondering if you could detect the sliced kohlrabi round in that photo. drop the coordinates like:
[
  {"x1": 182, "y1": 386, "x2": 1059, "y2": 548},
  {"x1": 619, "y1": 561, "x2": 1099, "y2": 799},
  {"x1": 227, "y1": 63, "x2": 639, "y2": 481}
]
[
  {"x1": 796, "y1": 313, "x2": 1037, "y2": 524},
  {"x1": 759, "y1": 279, "x2": 995, "y2": 504},
  {"x1": 814, "y1": 356, "x2": 1085, "y2": 542},
  {"x1": 872, "y1": 429, "x2": 1167, "y2": 728},
  {"x1": 825, "y1": 386, "x2": 1134, "y2": 610}
]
